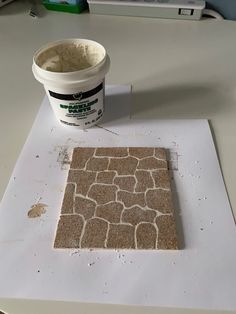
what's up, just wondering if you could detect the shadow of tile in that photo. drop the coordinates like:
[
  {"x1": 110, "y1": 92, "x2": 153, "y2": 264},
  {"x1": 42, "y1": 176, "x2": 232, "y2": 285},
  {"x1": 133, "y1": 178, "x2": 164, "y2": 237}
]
[{"x1": 166, "y1": 148, "x2": 185, "y2": 250}]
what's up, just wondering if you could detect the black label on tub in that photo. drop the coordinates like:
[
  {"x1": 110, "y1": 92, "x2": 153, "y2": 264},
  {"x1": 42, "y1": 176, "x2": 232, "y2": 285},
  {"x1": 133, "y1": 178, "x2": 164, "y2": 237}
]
[{"x1": 49, "y1": 82, "x2": 103, "y2": 101}]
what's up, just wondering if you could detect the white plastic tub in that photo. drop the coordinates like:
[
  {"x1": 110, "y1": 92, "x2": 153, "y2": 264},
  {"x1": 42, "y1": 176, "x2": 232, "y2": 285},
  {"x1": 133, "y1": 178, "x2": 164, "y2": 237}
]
[{"x1": 32, "y1": 39, "x2": 110, "y2": 129}]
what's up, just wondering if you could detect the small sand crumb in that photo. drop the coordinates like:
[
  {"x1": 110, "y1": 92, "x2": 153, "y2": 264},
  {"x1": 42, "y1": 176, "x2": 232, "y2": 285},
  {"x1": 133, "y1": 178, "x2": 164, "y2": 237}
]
[{"x1": 27, "y1": 203, "x2": 47, "y2": 218}]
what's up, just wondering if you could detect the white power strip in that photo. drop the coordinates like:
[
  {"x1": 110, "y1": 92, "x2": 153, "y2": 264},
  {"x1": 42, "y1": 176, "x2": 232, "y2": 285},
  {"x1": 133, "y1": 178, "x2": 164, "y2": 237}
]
[{"x1": 88, "y1": 0, "x2": 206, "y2": 20}]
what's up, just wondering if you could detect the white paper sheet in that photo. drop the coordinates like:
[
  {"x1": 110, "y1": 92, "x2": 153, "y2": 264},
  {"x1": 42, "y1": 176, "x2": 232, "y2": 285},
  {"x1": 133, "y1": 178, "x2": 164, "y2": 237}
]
[{"x1": 0, "y1": 85, "x2": 236, "y2": 311}]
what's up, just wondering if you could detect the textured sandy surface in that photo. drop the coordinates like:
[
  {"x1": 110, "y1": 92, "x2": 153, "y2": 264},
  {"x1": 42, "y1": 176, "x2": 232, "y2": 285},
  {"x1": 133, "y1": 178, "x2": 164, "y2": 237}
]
[{"x1": 54, "y1": 147, "x2": 178, "y2": 250}]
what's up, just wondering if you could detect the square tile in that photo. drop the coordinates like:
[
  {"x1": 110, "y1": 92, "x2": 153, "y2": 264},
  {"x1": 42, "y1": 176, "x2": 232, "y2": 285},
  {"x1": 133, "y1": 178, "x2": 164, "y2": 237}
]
[{"x1": 54, "y1": 147, "x2": 178, "y2": 249}]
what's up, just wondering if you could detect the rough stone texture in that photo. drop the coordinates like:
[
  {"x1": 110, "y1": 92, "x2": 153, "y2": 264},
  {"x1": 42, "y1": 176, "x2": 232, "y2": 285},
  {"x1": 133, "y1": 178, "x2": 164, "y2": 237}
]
[
  {"x1": 96, "y1": 147, "x2": 128, "y2": 157},
  {"x1": 117, "y1": 191, "x2": 145, "y2": 208},
  {"x1": 54, "y1": 215, "x2": 83, "y2": 248},
  {"x1": 109, "y1": 157, "x2": 138, "y2": 175},
  {"x1": 97, "y1": 171, "x2": 116, "y2": 184},
  {"x1": 129, "y1": 147, "x2": 154, "y2": 159},
  {"x1": 152, "y1": 170, "x2": 171, "y2": 189},
  {"x1": 88, "y1": 184, "x2": 117, "y2": 205},
  {"x1": 68, "y1": 170, "x2": 96, "y2": 196},
  {"x1": 96, "y1": 202, "x2": 123, "y2": 223},
  {"x1": 138, "y1": 157, "x2": 167, "y2": 170},
  {"x1": 122, "y1": 206, "x2": 156, "y2": 225},
  {"x1": 136, "y1": 223, "x2": 157, "y2": 249},
  {"x1": 54, "y1": 147, "x2": 179, "y2": 250},
  {"x1": 156, "y1": 215, "x2": 178, "y2": 249},
  {"x1": 70, "y1": 147, "x2": 95, "y2": 169},
  {"x1": 146, "y1": 189, "x2": 173, "y2": 213},
  {"x1": 81, "y1": 218, "x2": 108, "y2": 248},
  {"x1": 135, "y1": 170, "x2": 154, "y2": 192},
  {"x1": 154, "y1": 148, "x2": 167, "y2": 160},
  {"x1": 61, "y1": 183, "x2": 75, "y2": 214},
  {"x1": 86, "y1": 157, "x2": 109, "y2": 171},
  {"x1": 74, "y1": 196, "x2": 96, "y2": 219},
  {"x1": 107, "y1": 224, "x2": 135, "y2": 249},
  {"x1": 114, "y1": 176, "x2": 136, "y2": 192}
]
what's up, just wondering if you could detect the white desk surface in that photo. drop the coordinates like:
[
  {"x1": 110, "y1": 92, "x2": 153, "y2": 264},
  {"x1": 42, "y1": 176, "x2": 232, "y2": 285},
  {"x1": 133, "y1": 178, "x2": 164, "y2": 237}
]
[{"x1": 0, "y1": 2, "x2": 236, "y2": 314}]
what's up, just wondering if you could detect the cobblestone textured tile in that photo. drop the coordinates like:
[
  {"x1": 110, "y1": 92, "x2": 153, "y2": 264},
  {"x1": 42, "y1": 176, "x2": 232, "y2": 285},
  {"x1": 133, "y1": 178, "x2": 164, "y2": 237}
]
[
  {"x1": 54, "y1": 147, "x2": 179, "y2": 250},
  {"x1": 70, "y1": 147, "x2": 95, "y2": 169},
  {"x1": 61, "y1": 183, "x2": 75, "y2": 214},
  {"x1": 96, "y1": 202, "x2": 123, "y2": 223},
  {"x1": 152, "y1": 169, "x2": 171, "y2": 189},
  {"x1": 135, "y1": 170, "x2": 154, "y2": 192},
  {"x1": 107, "y1": 224, "x2": 135, "y2": 249},
  {"x1": 114, "y1": 176, "x2": 136, "y2": 192},
  {"x1": 81, "y1": 218, "x2": 108, "y2": 248},
  {"x1": 68, "y1": 170, "x2": 96, "y2": 196},
  {"x1": 74, "y1": 196, "x2": 96, "y2": 219},
  {"x1": 154, "y1": 148, "x2": 167, "y2": 160},
  {"x1": 109, "y1": 157, "x2": 138, "y2": 175},
  {"x1": 117, "y1": 191, "x2": 145, "y2": 208},
  {"x1": 138, "y1": 157, "x2": 167, "y2": 170},
  {"x1": 54, "y1": 215, "x2": 83, "y2": 248},
  {"x1": 136, "y1": 223, "x2": 157, "y2": 249},
  {"x1": 97, "y1": 171, "x2": 116, "y2": 184},
  {"x1": 122, "y1": 206, "x2": 156, "y2": 225},
  {"x1": 88, "y1": 184, "x2": 118, "y2": 205},
  {"x1": 146, "y1": 189, "x2": 173, "y2": 213},
  {"x1": 86, "y1": 157, "x2": 109, "y2": 171},
  {"x1": 129, "y1": 147, "x2": 154, "y2": 159},
  {"x1": 156, "y1": 215, "x2": 178, "y2": 249},
  {"x1": 96, "y1": 147, "x2": 128, "y2": 157}
]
